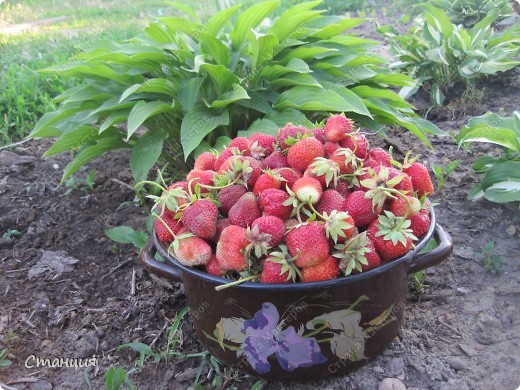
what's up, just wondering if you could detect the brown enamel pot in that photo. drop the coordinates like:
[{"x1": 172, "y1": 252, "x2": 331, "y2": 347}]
[{"x1": 140, "y1": 208, "x2": 452, "y2": 381}]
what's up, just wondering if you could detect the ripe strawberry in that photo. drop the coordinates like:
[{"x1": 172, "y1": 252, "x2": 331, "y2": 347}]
[
  {"x1": 205, "y1": 255, "x2": 225, "y2": 277},
  {"x1": 301, "y1": 256, "x2": 339, "y2": 282},
  {"x1": 333, "y1": 178, "x2": 351, "y2": 198},
  {"x1": 275, "y1": 167, "x2": 302, "y2": 190},
  {"x1": 344, "y1": 190, "x2": 378, "y2": 228},
  {"x1": 365, "y1": 147, "x2": 391, "y2": 168},
  {"x1": 248, "y1": 133, "x2": 275, "y2": 158},
  {"x1": 251, "y1": 216, "x2": 286, "y2": 247},
  {"x1": 317, "y1": 190, "x2": 346, "y2": 215},
  {"x1": 389, "y1": 196, "x2": 421, "y2": 218},
  {"x1": 262, "y1": 151, "x2": 288, "y2": 170},
  {"x1": 325, "y1": 114, "x2": 352, "y2": 142},
  {"x1": 409, "y1": 212, "x2": 430, "y2": 239},
  {"x1": 330, "y1": 148, "x2": 360, "y2": 175},
  {"x1": 229, "y1": 137, "x2": 250, "y2": 154},
  {"x1": 228, "y1": 192, "x2": 262, "y2": 227},
  {"x1": 359, "y1": 236, "x2": 381, "y2": 272},
  {"x1": 214, "y1": 147, "x2": 239, "y2": 171},
  {"x1": 287, "y1": 137, "x2": 324, "y2": 172},
  {"x1": 334, "y1": 232, "x2": 380, "y2": 274},
  {"x1": 253, "y1": 171, "x2": 282, "y2": 196},
  {"x1": 260, "y1": 246, "x2": 300, "y2": 284},
  {"x1": 155, "y1": 181, "x2": 189, "y2": 218},
  {"x1": 323, "y1": 210, "x2": 356, "y2": 244},
  {"x1": 367, "y1": 212, "x2": 416, "y2": 262},
  {"x1": 218, "y1": 185, "x2": 247, "y2": 215},
  {"x1": 216, "y1": 225, "x2": 250, "y2": 271},
  {"x1": 258, "y1": 189, "x2": 293, "y2": 220},
  {"x1": 212, "y1": 218, "x2": 231, "y2": 243},
  {"x1": 311, "y1": 127, "x2": 326, "y2": 144},
  {"x1": 304, "y1": 166, "x2": 327, "y2": 188},
  {"x1": 276, "y1": 124, "x2": 309, "y2": 150},
  {"x1": 323, "y1": 141, "x2": 340, "y2": 158},
  {"x1": 173, "y1": 230, "x2": 212, "y2": 266},
  {"x1": 403, "y1": 162, "x2": 434, "y2": 197},
  {"x1": 218, "y1": 156, "x2": 262, "y2": 188},
  {"x1": 293, "y1": 176, "x2": 323, "y2": 204},
  {"x1": 181, "y1": 199, "x2": 218, "y2": 240},
  {"x1": 286, "y1": 222, "x2": 329, "y2": 268},
  {"x1": 154, "y1": 213, "x2": 183, "y2": 245},
  {"x1": 194, "y1": 152, "x2": 217, "y2": 171},
  {"x1": 388, "y1": 168, "x2": 413, "y2": 195},
  {"x1": 340, "y1": 133, "x2": 368, "y2": 159},
  {"x1": 186, "y1": 169, "x2": 216, "y2": 194}
]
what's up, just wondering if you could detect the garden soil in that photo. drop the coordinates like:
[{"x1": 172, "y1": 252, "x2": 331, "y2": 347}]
[{"x1": 1, "y1": 24, "x2": 520, "y2": 390}]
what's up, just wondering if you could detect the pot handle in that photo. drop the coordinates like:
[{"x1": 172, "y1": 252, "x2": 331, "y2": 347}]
[
  {"x1": 140, "y1": 237, "x2": 183, "y2": 283},
  {"x1": 408, "y1": 224, "x2": 453, "y2": 274}
]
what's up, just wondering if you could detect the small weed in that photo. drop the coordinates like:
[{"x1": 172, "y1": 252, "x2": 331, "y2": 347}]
[
  {"x1": 83, "y1": 366, "x2": 136, "y2": 390},
  {"x1": 2, "y1": 229, "x2": 21, "y2": 240},
  {"x1": 63, "y1": 169, "x2": 96, "y2": 195},
  {"x1": 432, "y1": 160, "x2": 461, "y2": 191},
  {"x1": 480, "y1": 241, "x2": 504, "y2": 274},
  {"x1": 412, "y1": 272, "x2": 426, "y2": 294},
  {"x1": 0, "y1": 348, "x2": 12, "y2": 367},
  {"x1": 105, "y1": 226, "x2": 148, "y2": 250}
]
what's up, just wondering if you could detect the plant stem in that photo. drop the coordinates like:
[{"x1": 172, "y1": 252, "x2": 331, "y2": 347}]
[{"x1": 214, "y1": 274, "x2": 259, "y2": 291}]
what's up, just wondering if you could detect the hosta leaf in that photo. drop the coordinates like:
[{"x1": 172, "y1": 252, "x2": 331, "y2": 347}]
[
  {"x1": 230, "y1": 0, "x2": 279, "y2": 50},
  {"x1": 282, "y1": 46, "x2": 338, "y2": 61},
  {"x1": 120, "y1": 79, "x2": 178, "y2": 102},
  {"x1": 130, "y1": 130, "x2": 167, "y2": 182},
  {"x1": 204, "y1": 4, "x2": 242, "y2": 36},
  {"x1": 127, "y1": 101, "x2": 173, "y2": 140},
  {"x1": 180, "y1": 106, "x2": 230, "y2": 159},
  {"x1": 430, "y1": 83, "x2": 445, "y2": 106},
  {"x1": 199, "y1": 32, "x2": 231, "y2": 66},
  {"x1": 419, "y1": 4, "x2": 454, "y2": 37},
  {"x1": 249, "y1": 30, "x2": 279, "y2": 70},
  {"x1": 210, "y1": 84, "x2": 250, "y2": 109},
  {"x1": 479, "y1": 59, "x2": 520, "y2": 75},
  {"x1": 179, "y1": 78, "x2": 204, "y2": 113},
  {"x1": 157, "y1": 17, "x2": 200, "y2": 37},
  {"x1": 479, "y1": 160, "x2": 520, "y2": 203},
  {"x1": 235, "y1": 91, "x2": 274, "y2": 114},
  {"x1": 200, "y1": 64, "x2": 238, "y2": 94},
  {"x1": 266, "y1": 109, "x2": 313, "y2": 128},
  {"x1": 44, "y1": 126, "x2": 100, "y2": 157},
  {"x1": 458, "y1": 124, "x2": 520, "y2": 153},
  {"x1": 270, "y1": 72, "x2": 322, "y2": 88},
  {"x1": 239, "y1": 118, "x2": 280, "y2": 137},
  {"x1": 62, "y1": 137, "x2": 131, "y2": 182},
  {"x1": 311, "y1": 18, "x2": 365, "y2": 39},
  {"x1": 270, "y1": 3, "x2": 322, "y2": 41},
  {"x1": 31, "y1": 102, "x2": 96, "y2": 138}
]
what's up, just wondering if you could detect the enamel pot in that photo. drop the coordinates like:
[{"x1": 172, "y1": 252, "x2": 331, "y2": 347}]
[{"x1": 140, "y1": 208, "x2": 452, "y2": 381}]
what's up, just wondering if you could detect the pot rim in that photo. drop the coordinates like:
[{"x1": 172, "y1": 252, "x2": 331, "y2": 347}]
[{"x1": 154, "y1": 208, "x2": 436, "y2": 290}]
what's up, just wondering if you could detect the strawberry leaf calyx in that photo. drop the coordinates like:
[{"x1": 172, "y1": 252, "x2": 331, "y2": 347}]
[
  {"x1": 374, "y1": 211, "x2": 417, "y2": 245},
  {"x1": 333, "y1": 232, "x2": 370, "y2": 275}
]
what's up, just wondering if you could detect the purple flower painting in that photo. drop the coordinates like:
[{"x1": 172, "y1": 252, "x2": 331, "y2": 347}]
[{"x1": 240, "y1": 303, "x2": 327, "y2": 374}]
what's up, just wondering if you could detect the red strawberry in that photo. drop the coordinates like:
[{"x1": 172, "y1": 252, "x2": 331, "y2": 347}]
[
  {"x1": 156, "y1": 181, "x2": 189, "y2": 217},
  {"x1": 275, "y1": 167, "x2": 302, "y2": 190},
  {"x1": 359, "y1": 236, "x2": 381, "y2": 272},
  {"x1": 389, "y1": 196, "x2": 421, "y2": 218},
  {"x1": 324, "y1": 210, "x2": 356, "y2": 244},
  {"x1": 388, "y1": 167, "x2": 413, "y2": 195},
  {"x1": 277, "y1": 125, "x2": 309, "y2": 150},
  {"x1": 205, "y1": 255, "x2": 225, "y2": 277},
  {"x1": 304, "y1": 166, "x2": 327, "y2": 188},
  {"x1": 214, "y1": 147, "x2": 240, "y2": 171},
  {"x1": 301, "y1": 256, "x2": 339, "y2": 282},
  {"x1": 410, "y1": 212, "x2": 430, "y2": 239},
  {"x1": 287, "y1": 137, "x2": 324, "y2": 172},
  {"x1": 286, "y1": 222, "x2": 329, "y2": 268},
  {"x1": 251, "y1": 216, "x2": 286, "y2": 247},
  {"x1": 325, "y1": 114, "x2": 352, "y2": 142},
  {"x1": 334, "y1": 232, "x2": 380, "y2": 274},
  {"x1": 344, "y1": 190, "x2": 378, "y2": 228},
  {"x1": 253, "y1": 171, "x2": 282, "y2": 196},
  {"x1": 293, "y1": 176, "x2": 323, "y2": 204},
  {"x1": 403, "y1": 162, "x2": 434, "y2": 197},
  {"x1": 367, "y1": 213, "x2": 415, "y2": 262},
  {"x1": 229, "y1": 137, "x2": 250, "y2": 154},
  {"x1": 194, "y1": 152, "x2": 217, "y2": 171},
  {"x1": 228, "y1": 192, "x2": 262, "y2": 227},
  {"x1": 248, "y1": 133, "x2": 275, "y2": 158},
  {"x1": 173, "y1": 230, "x2": 212, "y2": 266},
  {"x1": 333, "y1": 178, "x2": 351, "y2": 198},
  {"x1": 365, "y1": 147, "x2": 391, "y2": 168},
  {"x1": 154, "y1": 213, "x2": 183, "y2": 245},
  {"x1": 341, "y1": 133, "x2": 368, "y2": 159},
  {"x1": 312, "y1": 127, "x2": 326, "y2": 144},
  {"x1": 323, "y1": 141, "x2": 340, "y2": 158},
  {"x1": 181, "y1": 199, "x2": 218, "y2": 240},
  {"x1": 212, "y1": 218, "x2": 231, "y2": 243},
  {"x1": 218, "y1": 155, "x2": 262, "y2": 188},
  {"x1": 186, "y1": 169, "x2": 216, "y2": 194},
  {"x1": 316, "y1": 190, "x2": 346, "y2": 215},
  {"x1": 261, "y1": 260, "x2": 292, "y2": 284},
  {"x1": 259, "y1": 189, "x2": 293, "y2": 220},
  {"x1": 262, "y1": 151, "x2": 288, "y2": 170},
  {"x1": 216, "y1": 225, "x2": 250, "y2": 271},
  {"x1": 218, "y1": 185, "x2": 247, "y2": 215},
  {"x1": 330, "y1": 148, "x2": 360, "y2": 174}
]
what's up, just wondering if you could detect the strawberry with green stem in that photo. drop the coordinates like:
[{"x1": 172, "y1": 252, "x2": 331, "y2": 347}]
[
  {"x1": 308, "y1": 157, "x2": 341, "y2": 187},
  {"x1": 261, "y1": 245, "x2": 301, "y2": 284},
  {"x1": 333, "y1": 232, "x2": 379, "y2": 275},
  {"x1": 307, "y1": 201, "x2": 355, "y2": 244},
  {"x1": 360, "y1": 166, "x2": 411, "y2": 214}
]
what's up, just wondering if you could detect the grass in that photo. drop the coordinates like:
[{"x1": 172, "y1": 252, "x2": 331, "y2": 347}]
[{"x1": 0, "y1": 0, "x2": 175, "y2": 145}]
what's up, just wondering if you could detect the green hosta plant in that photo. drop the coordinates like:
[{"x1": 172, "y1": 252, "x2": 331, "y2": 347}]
[
  {"x1": 379, "y1": 4, "x2": 520, "y2": 106},
  {"x1": 31, "y1": 0, "x2": 441, "y2": 183},
  {"x1": 429, "y1": 0, "x2": 513, "y2": 27},
  {"x1": 457, "y1": 111, "x2": 520, "y2": 205}
]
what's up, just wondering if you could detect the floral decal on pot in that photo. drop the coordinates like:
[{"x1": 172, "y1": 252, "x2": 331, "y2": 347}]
[{"x1": 204, "y1": 295, "x2": 396, "y2": 374}]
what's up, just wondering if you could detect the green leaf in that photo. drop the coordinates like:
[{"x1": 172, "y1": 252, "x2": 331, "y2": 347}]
[
  {"x1": 44, "y1": 126, "x2": 99, "y2": 157},
  {"x1": 105, "y1": 367, "x2": 126, "y2": 390},
  {"x1": 120, "y1": 79, "x2": 178, "y2": 102},
  {"x1": 249, "y1": 30, "x2": 279, "y2": 70},
  {"x1": 158, "y1": 17, "x2": 200, "y2": 37},
  {"x1": 180, "y1": 106, "x2": 230, "y2": 159},
  {"x1": 266, "y1": 109, "x2": 313, "y2": 128},
  {"x1": 430, "y1": 83, "x2": 445, "y2": 106},
  {"x1": 210, "y1": 84, "x2": 250, "y2": 109},
  {"x1": 106, "y1": 226, "x2": 148, "y2": 249},
  {"x1": 419, "y1": 4, "x2": 454, "y2": 37},
  {"x1": 270, "y1": 72, "x2": 322, "y2": 88},
  {"x1": 127, "y1": 101, "x2": 173, "y2": 140},
  {"x1": 199, "y1": 32, "x2": 231, "y2": 66},
  {"x1": 270, "y1": 1, "x2": 322, "y2": 41},
  {"x1": 230, "y1": 0, "x2": 279, "y2": 50},
  {"x1": 311, "y1": 18, "x2": 365, "y2": 39},
  {"x1": 200, "y1": 64, "x2": 238, "y2": 94},
  {"x1": 62, "y1": 137, "x2": 131, "y2": 183},
  {"x1": 130, "y1": 130, "x2": 166, "y2": 182},
  {"x1": 179, "y1": 78, "x2": 204, "y2": 113},
  {"x1": 458, "y1": 124, "x2": 520, "y2": 153},
  {"x1": 239, "y1": 118, "x2": 280, "y2": 137},
  {"x1": 204, "y1": 4, "x2": 242, "y2": 36}
]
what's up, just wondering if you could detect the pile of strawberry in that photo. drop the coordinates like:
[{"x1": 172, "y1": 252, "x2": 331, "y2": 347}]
[{"x1": 151, "y1": 114, "x2": 434, "y2": 284}]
